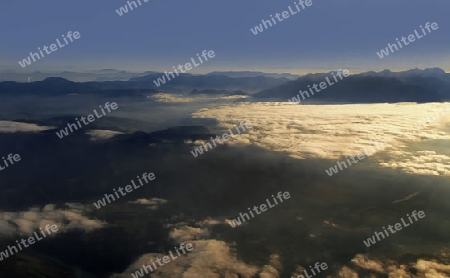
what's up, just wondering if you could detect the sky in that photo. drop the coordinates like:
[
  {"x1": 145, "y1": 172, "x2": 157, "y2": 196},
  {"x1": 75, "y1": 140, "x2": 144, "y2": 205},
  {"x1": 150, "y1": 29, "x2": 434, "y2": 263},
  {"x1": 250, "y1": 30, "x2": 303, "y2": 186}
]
[{"x1": 1, "y1": 0, "x2": 450, "y2": 74}]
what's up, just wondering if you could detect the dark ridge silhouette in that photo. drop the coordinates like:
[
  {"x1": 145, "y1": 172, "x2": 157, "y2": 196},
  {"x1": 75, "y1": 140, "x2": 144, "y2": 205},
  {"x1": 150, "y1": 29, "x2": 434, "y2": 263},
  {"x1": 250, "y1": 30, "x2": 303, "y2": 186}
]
[
  {"x1": 1, "y1": 68, "x2": 449, "y2": 102},
  {"x1": 254, "y1": 68, "x2": 450, "y2": 103}
]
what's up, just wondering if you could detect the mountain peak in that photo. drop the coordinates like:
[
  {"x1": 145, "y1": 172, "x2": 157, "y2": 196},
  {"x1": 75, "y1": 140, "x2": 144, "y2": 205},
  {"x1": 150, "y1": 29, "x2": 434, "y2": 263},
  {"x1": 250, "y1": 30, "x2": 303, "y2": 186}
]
[{"x1": 41, "y1": 77, "x2": 73, "y2": 84}]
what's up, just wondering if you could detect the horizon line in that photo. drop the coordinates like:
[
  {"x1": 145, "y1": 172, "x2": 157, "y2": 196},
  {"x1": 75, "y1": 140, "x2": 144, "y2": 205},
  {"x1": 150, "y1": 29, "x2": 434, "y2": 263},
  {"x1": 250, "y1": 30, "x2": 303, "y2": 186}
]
[{"x1": 0, "y1": 67, "x2": 449, "y2": 76}]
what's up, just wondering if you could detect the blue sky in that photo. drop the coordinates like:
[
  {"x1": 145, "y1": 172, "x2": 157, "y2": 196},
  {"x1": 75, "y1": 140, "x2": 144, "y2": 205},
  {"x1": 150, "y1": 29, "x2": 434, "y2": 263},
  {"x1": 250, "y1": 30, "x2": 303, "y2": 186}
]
[{"x1": 1, "y1": 0, "x2": 449, "y2": 73}]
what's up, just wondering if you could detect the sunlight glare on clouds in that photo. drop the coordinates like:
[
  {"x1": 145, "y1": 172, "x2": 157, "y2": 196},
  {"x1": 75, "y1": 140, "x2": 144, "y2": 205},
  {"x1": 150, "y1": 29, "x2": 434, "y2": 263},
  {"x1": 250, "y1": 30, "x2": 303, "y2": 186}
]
[{"x1": 192, "y1": 102, "x2": 450, "y2": 176}]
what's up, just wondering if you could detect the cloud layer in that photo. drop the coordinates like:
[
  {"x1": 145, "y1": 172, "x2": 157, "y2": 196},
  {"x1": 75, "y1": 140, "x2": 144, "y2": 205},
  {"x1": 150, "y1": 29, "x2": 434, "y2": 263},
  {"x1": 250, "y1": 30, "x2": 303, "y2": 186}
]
[
  {"x1": 0, "y1": 203, "x2": 106, "y2": 237},
  {"x1": 336, "y1": 254, "x2": 450, "y2": 277},
  {"x1": 192, "y1": 102, "x2": 450, "y2": 176},
  {"x1": 111, "y1": 219, "x2": 285, "y2": 278}
]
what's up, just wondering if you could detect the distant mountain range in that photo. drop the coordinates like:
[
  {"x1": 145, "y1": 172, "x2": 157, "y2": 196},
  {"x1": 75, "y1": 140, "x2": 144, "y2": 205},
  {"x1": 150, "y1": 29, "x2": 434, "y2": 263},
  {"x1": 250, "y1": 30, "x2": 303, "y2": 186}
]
[
  {"x1": 190, "y1": 89, "x2": 248, "y2": 95},
  {"x1": 0, "y1": 72, "x2": 286, "y2": 96},
  {"x1": 129, "y1": 73, "x2": 289, "y2": 93},
  {"x1": 0, "y1": 70, "x2": 298, "y2": 83},
  {"x1": 0, "y1": 68, "x2": 449, "y2": 103},
  {"x1": 254, "y1": 68, "x2": 450, "y2": 103},
  {"x1": 0, "y1": 69, "x2": 155, "y2": 82},
  {"x1": 0, "y1": 77, "x2": 157, "y2": 97},
  {"x1": 206, "y1": 71, "x2": 300, "y2": 79}
]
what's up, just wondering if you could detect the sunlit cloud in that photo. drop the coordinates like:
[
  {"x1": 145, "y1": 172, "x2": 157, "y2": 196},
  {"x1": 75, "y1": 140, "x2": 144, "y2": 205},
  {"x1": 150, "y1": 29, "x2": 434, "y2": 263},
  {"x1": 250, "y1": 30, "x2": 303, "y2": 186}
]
[
  {"x1": 111, "y1": 220, "x2": 284, "y2": 278},
  {"x1": 192, "y1": 102, "x2": 450, "y2": 176},
  {"x1": 128, "y1": 198, "x2": 168, "y2": 210},
  {"x1": 150, "y1": 93, "x2": 248, "y2": 103},
  {"x1": 86, "y1": 129, "x2": 123, "y2": 141},
  {"x1": 0, "y1": 121, "x2": 53, "y2": 133},
  {"x1": 0, "y1": 203, "x2": 106, "y2": 237},
  {"x1": 336, "y1": 254, "x2": 450, "y2": 277}
]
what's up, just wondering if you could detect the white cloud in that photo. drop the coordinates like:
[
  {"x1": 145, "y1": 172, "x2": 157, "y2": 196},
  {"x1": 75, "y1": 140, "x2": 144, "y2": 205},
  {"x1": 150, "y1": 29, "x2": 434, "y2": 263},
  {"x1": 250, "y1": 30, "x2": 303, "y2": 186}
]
[
  {"x1": 0, "y1": 121, "x2": 53, "y2": 133},
  {"x1": 0, "y1": 203, "x2": 106, "y2": 237},
  {"x1": 150, "y1": 93, "x2": 248, "y2": 103},
  {"x1": 111, "y1": 239, "x2": 260, "y2": 278},
  {"x1": 350, "y1": 254, "x2": 384, "y2": 273},
  {"x1": 192, "y1": 102, "x2": 450, "y2": 176},
  {"x1": 86, "y1": 129, "x2": 123, "y2": 141},
  {"x1": 259, "y1": 254, "x2": 281, "y2": 278},
  {"x1": 111, "y1": 220, "x2": 283, "y2": 278},
  {"x1": 128, "y1": 198, "x2": 168, "y2": 210},
  {"x1": 169, "y1": 226, "x2": 209, "y2": 243},
  {"x1": 415, "y1": 259, "x2": 450, "y2": 277},
  {"x1": 336, "y1": 254, "x2": 450, "y2": 277},
  {"x1": 337, "y1": 266, "x2": 359, "y2": 278},
  {"x1": 196, "y1": 218, "x2": 227, "y2": 226},
  {"x1": 379, "y1": 150, "x2": 450, "y2": 176}
]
